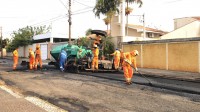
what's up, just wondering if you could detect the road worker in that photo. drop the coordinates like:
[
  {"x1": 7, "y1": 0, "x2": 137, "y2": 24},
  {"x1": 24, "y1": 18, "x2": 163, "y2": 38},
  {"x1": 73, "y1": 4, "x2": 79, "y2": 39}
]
[
  {"x1": 28, "y1": 48, "x2": 35, "y2": 70},
  {"x1": 91, "y1": 44, "x2": 99, "y2": 72},
  {"x1": 58, "y1": 48, "x2": 67, "y2": 72},
  {"x1": 12, "y1": 48, "x2": 19, "y2": 70},
  {"x1": 34, "y1": 44, "x2": 42, "y2": 70},
  {"x1": 110, "y1": 48, "x2": 121, "y2": 70},
  {"x1": 122, "y1": 50, "x2": 139, "y2": 85}
]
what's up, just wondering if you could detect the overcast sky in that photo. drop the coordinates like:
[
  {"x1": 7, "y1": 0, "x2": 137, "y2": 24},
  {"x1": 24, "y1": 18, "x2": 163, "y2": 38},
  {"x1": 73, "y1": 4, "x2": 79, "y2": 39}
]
[{"x1": 0, "y1": 0, "x2": 199, "y2": 39}]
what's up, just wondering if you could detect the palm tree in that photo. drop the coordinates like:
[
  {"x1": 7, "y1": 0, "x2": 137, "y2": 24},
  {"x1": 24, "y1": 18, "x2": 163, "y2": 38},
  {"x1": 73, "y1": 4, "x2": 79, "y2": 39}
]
[
  {"x1": 85, "y1": 28, "x2": 92, "y2": 36},
  {"x1": 103, "y1": 11, "x2": 116, "y2": 36},
  {"x1": 103, "y1": 17, "x2": 110, "y2": 34},
  {"x1": 125, "y1": 0, "x2": 143, "y2": 35},
  {"x1": 93, "y1": 0, "x2": 120, "y2": 36}
]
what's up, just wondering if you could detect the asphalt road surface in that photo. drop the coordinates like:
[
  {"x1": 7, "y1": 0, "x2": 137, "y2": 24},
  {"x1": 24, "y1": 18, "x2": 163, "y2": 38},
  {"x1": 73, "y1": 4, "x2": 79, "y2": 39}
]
[
  {"x1": 80, "y1": 70, "x2": 200, "y2": 95},
  {"x1": 1, "y1": 58, "x2": 200, "y2": 112},
  {"x1": 0, "y1": 87, "x2": 45, "y2": 112}
]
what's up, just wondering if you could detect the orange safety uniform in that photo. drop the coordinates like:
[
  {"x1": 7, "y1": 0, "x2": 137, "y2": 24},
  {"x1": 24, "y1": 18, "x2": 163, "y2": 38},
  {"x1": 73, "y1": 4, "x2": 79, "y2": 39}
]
[
  {"x1": 12, "y1": 49, "x2": 18, "y2": 70},
  {"x1": 111, "y1": 50, "x2": 121, "y2": 69},
  {"x1": 122, "y1": 50, "x2": 138, "y2": 84},
  {"x1": 35, "y1": 45, "x2": 42, "y2": 69},
  {"x1": 92, "y1": 47, "x2": 99, "y2": 71},
  {"x1": 29, "y1": 48, "x2": 35, "y2": 70}
]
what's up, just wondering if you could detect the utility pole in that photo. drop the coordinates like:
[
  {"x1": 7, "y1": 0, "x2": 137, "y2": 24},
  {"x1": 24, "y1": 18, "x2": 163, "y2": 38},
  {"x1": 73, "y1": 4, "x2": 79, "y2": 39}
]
[
  {"x1": 68, "y1": 0, "x2": 72, "y2": 45},
  {"x1": 143, "y1": 13, "x2": 146, "y2": 39},
  {"x1": 120, "y1": 0, "x2": 126, "y2": 48}
]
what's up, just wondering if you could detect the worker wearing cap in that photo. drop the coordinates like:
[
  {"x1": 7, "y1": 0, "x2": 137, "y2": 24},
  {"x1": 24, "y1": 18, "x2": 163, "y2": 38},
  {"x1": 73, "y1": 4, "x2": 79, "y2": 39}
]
[
  {"x1": 34, "y1": 44, "x2": 42, "y2": 70},
  {"x1": 58, "y1": 48, "x2": 67, "y2": 72},
  {"x1": 110, "y1": 48, "x2": 121, "y2": 70},
  {"x1": 92, "y1": 44, "x2": 99, "y2": 71},
  {"x1": 12, "y1": 48, "x2": 19, "y2": 70},
  {"x1": 29, "y1": 48, "x2": 35, "y2": 70},
  {"x1": 122, "y1": 50, "x2": 139, "y2": 85}
]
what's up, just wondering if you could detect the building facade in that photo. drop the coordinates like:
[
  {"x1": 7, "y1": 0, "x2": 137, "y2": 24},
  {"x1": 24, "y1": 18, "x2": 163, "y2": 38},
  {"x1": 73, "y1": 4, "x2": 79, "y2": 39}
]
[{"x1": 160, "y1": 17, "x2": 200, "y2": 39}]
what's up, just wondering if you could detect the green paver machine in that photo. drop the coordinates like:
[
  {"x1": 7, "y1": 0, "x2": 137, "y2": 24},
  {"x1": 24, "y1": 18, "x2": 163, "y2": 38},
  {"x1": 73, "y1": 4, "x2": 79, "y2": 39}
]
[{"x1": 49, "y1": 30, "x2": 116, "y2": 73}]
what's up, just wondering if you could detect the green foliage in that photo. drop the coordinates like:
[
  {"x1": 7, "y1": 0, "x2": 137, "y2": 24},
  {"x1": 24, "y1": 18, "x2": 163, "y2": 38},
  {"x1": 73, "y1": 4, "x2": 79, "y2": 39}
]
[
  {"x1": 6, "y1": 25, "x2": 50, "y2": 52},
  {"x1": 85, "y1": 28, "x2": 92, "y2": 36},
  {"x1": 77, "y1": 36, "x2": 114, "y2": 56},
  {"x1": 93, "y1": 0, "x2": 120, "y2": 18},
  {"x1": 101, "y1": 36, "x2": 114, "y2": 55},
  {"x1": 77, "y1": 37, "x2": 91, "y2": 48},
  {"x1": 0, "y1": 38, "x2": 9, "y2": 48}
]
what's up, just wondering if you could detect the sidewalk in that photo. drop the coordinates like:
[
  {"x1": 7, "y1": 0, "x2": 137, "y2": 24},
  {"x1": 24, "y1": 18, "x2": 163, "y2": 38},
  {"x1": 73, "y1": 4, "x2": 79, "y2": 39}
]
[{"x1": 139, "y1": 68, "x2": 200, "y2": 83}]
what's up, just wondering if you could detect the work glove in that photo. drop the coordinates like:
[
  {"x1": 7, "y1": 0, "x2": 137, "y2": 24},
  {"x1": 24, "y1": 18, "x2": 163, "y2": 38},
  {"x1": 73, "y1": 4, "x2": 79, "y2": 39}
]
[{"x1": 135, "y1": 67, "x2": 138, "y2": 72}]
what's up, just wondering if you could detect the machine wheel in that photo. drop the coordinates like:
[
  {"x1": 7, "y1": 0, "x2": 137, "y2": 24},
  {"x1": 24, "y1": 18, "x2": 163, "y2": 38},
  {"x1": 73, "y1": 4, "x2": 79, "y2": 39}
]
[{"x1": 74, "y1": 66, "x2": 79, "y2": 73}]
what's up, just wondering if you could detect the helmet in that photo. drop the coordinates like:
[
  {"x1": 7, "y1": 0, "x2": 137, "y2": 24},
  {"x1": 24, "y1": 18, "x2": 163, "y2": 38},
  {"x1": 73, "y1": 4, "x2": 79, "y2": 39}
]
[
  {"x1": 131, "y1": 50, "x2": 139, "y2": 56},
  {"x1": 116, "y1": 48, "x2": 118, "y2": 50}
]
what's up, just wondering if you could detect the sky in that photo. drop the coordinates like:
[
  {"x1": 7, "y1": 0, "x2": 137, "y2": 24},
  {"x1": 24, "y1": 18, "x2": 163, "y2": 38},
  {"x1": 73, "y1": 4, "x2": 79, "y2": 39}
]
[{"x1": 0, "y1": 0, "x2": 199, "y2": 39}]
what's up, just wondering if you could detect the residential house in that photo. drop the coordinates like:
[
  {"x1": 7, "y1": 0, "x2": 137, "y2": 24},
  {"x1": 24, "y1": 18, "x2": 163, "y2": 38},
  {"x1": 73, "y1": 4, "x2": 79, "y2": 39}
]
[
  {"x1": 110, "y1": 16, "x2": 167, "y2": 48},
  {"x1": 16, "y1": 32, "x2": 75, "y2": 60},
  {"x1": 160, "y1": 17, "x2": 200, "y2": 39}
]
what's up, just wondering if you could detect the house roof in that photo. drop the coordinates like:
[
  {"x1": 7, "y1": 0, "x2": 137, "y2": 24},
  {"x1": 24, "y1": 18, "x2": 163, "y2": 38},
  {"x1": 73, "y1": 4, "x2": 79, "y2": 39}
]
[
  {"x1": 174, "y1": 17, "x2": 200, "y2": 21},
  {"x1": 126, "y1": 24, "x2": 168, "y2": 34},
  {"x1": 192, "y1": 17, "x2": 200, "y2": 21}
]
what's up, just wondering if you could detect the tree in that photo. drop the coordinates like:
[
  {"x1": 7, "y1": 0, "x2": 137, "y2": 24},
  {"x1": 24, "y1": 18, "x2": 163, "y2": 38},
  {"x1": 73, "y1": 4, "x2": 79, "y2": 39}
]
[
  {"x1": 6, "y1": 25, "x2": 50, "y2": 52},
  {"x1": 85, "y1": 28, "x2": 92, "y2": 36},
  {"x1": 125, "y1": 0, "x2": 143, "y2": 35},
  {"x1": 93, "y1": 0, "x2": 120, "y2": 18},
  {"x1": 94, "y1": 0, "x2": 143, "y2": 36},
  {"x1": 94, "y1": 0, "x2": 120, "y2": 36},
  {"x1": 103, "y1": 11, "x2": 116, "y2": 36},
  {"x1": 101, "y1": 36, "x2": 114, "y2": 56}
]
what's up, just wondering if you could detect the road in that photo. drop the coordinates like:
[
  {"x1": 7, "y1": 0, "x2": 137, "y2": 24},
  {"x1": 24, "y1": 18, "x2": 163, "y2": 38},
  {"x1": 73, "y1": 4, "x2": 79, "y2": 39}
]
[
  {"x1": 0, "y1": 87, "x2": 45, "y2": 112},
  {"x1": 80, "y1": 71, "x2": 200, "y2": 95},
  {"x1": 1, "y1": 58, "x2": 200, "y2": 112}
]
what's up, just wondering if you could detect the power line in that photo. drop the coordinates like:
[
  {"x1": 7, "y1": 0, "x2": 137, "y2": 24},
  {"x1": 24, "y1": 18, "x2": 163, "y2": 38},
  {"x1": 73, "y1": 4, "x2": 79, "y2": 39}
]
[
  {"x1": 31, "y1": 15, "x2": 68, "y2": 26},
  {"x1": 58, "y1": 0, "x2": 68, "y2": 10},
  {"x1": 72, "y1": 7, "x2": 93, "y2": 13},
  {"x1": 72, "y1": 9, "x2": 93, "y2": 15},
  {"x1": 74, "y1": 0, "x2": 93, "y2": 8}
]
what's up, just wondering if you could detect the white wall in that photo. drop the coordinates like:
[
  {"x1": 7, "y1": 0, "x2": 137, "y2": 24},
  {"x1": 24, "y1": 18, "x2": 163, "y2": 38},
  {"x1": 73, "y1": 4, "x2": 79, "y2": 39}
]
[{"x1": 161, "y1": 21, "x2": 200, "y2": 39}]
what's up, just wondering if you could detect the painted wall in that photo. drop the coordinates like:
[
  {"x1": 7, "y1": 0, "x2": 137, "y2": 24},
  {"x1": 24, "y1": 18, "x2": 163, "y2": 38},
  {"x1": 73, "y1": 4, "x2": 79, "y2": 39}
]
[
  {"x1": 168, "y1": 42, "x2": 199, "y2": 72},
  {"x1": 122, "y1": 39, "x2": 200, "y2": 73},
  {"x1": 142, "y1": 44, "x2": 166, "y2": 69},
  {"x1": 174, "y1": 17, "x2": 196, "y2": 29},
  {"x1": 0, "y1": 48, "x2": 7, "y2": 57},
  {"x1": 161, "y1": 21, "x2": 200, "y2": 39}
]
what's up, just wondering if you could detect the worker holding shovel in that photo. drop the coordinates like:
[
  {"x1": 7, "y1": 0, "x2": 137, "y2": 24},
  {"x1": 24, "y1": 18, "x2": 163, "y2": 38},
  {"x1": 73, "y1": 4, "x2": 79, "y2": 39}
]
[{"x1": 122, "y1": 50, "x2": 139, "y2": 85}]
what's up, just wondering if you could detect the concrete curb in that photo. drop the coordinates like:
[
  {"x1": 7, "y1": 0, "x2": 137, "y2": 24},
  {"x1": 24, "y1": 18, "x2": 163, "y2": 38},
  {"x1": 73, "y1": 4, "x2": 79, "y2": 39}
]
[{"x1": 137, "y1": 72, "x2": 200, "y2": 83}]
